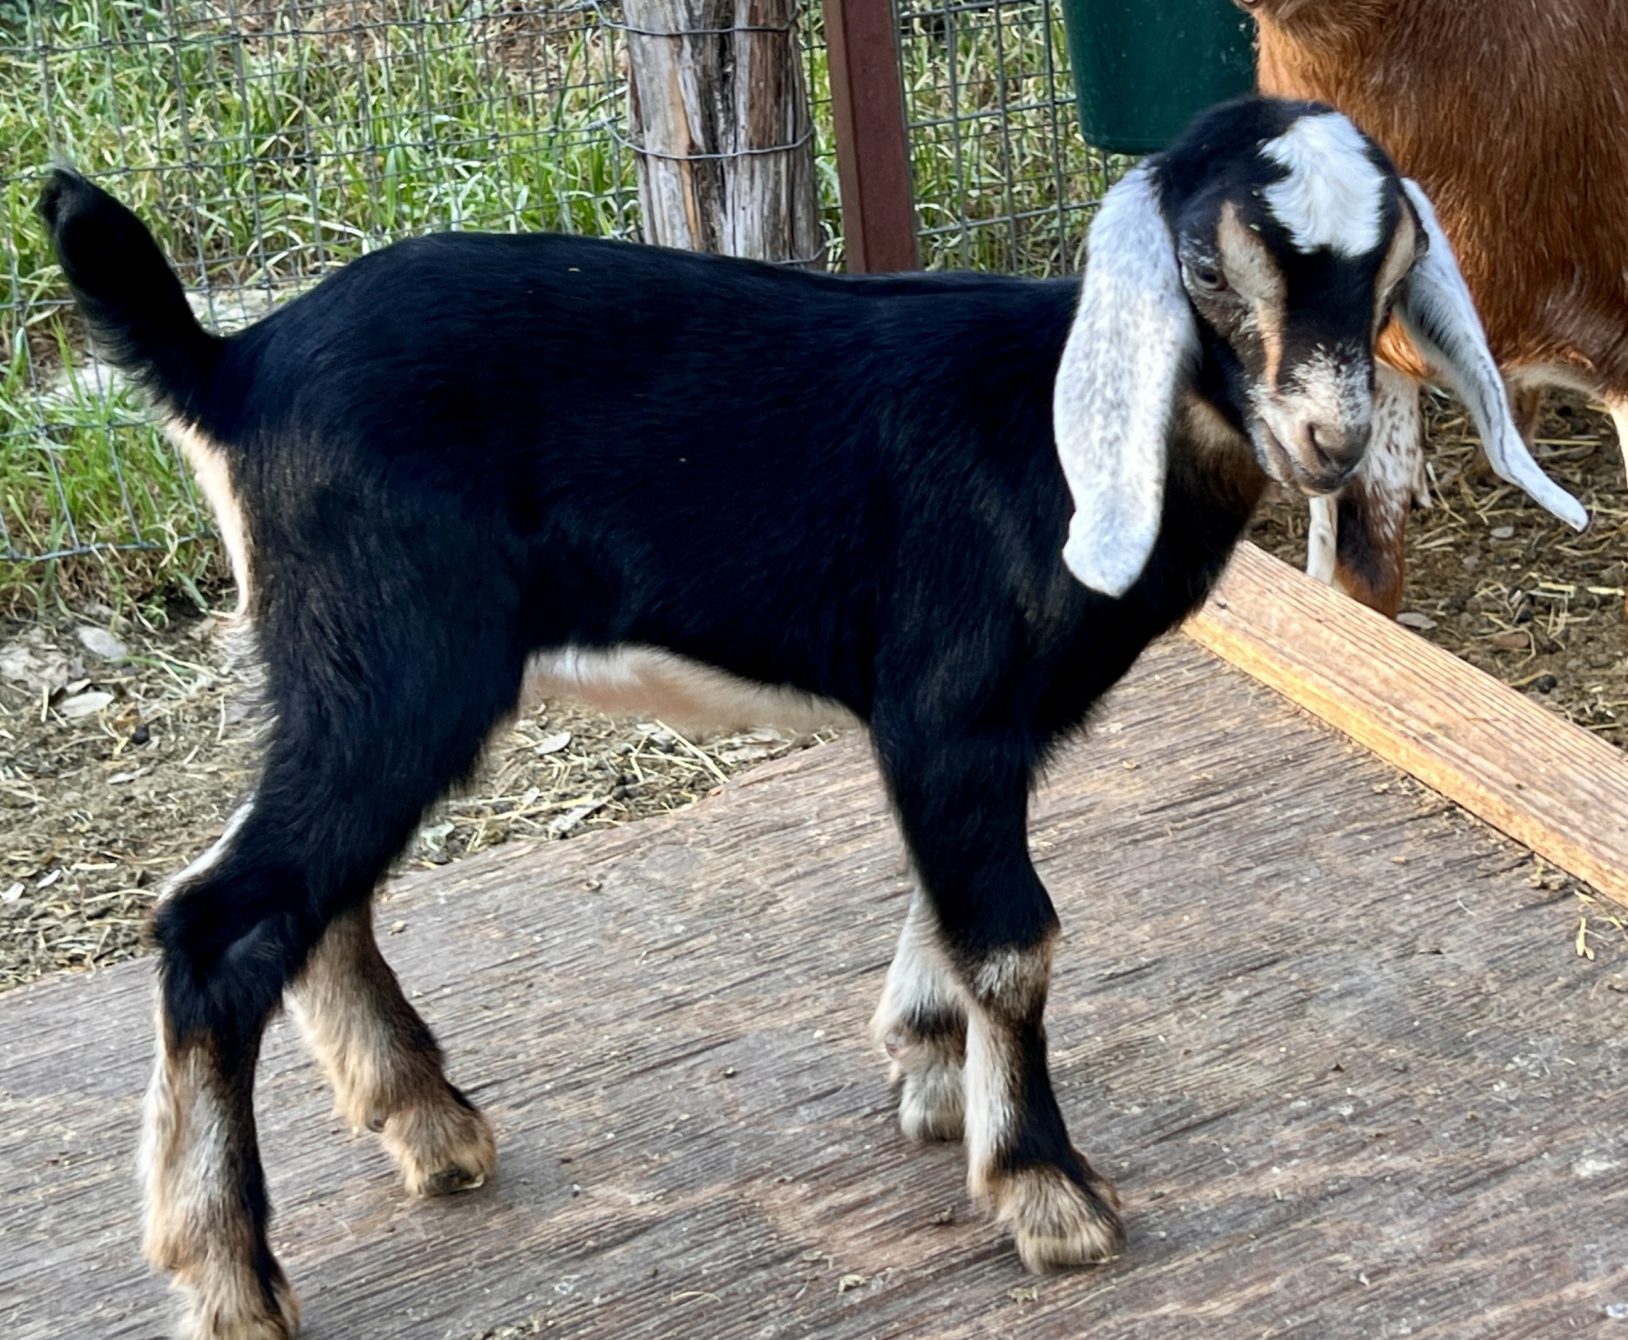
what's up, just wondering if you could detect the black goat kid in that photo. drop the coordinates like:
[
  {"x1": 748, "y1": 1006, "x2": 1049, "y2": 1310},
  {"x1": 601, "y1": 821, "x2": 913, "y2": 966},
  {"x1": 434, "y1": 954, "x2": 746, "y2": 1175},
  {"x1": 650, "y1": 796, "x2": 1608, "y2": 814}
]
[{"x1": 41, "y1": 97, "x2": 1583, "y2": 1339}]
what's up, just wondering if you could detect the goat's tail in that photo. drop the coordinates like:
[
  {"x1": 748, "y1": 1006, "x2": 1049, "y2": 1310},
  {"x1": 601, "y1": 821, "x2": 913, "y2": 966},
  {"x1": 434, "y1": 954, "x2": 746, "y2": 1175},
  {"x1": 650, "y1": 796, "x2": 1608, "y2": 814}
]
[{"x1": 38, "y1": 167, "x2": 219, "y2": 413}]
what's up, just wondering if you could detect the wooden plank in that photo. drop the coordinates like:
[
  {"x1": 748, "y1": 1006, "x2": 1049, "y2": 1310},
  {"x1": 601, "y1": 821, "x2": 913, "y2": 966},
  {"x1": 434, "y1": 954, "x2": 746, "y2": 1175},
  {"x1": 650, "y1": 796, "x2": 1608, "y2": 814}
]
[
  {"x1": 822, "y1": 0, "x2": 918, "y2": 273},
  {"x1": 1185, "y1": 541, "x2": 1628, "y2": 909},
  {"x1": 4, "y1": 640, "x2": 1626, "y2": 1339}
]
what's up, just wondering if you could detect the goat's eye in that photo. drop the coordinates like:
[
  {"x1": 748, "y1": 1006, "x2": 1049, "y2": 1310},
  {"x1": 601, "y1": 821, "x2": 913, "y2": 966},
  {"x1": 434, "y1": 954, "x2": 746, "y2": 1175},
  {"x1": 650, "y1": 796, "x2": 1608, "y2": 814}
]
[{"x1": 1187, "y1": 263, "x2": 1228, "y2": 294}]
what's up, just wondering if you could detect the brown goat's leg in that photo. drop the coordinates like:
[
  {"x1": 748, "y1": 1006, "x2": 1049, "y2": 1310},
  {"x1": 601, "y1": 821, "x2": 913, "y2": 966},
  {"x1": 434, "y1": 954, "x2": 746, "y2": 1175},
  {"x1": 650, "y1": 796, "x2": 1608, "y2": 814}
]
[
  {"x1": 1469, "y1": 384, "x2": 1542, "y2": 483},
  {"x1": 289, "y1": 903, "x2": 495, "y2": 1197},
  {"x1": 1512, "y1": 384, "x2": 1546, "y2": 447},
  {"x1": 1333, "y1": 367, "x2": 1421, "y2": 618},
  {"x1": 871, "y1": 891, "x2": 967, "y2": 1142}
]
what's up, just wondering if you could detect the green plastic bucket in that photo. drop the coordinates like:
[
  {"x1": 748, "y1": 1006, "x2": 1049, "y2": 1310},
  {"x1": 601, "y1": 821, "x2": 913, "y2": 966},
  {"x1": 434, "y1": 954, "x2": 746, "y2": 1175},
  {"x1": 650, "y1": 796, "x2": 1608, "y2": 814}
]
[{"x1": 1060, "y1": 0, "x2": 1256, "y2": 155}]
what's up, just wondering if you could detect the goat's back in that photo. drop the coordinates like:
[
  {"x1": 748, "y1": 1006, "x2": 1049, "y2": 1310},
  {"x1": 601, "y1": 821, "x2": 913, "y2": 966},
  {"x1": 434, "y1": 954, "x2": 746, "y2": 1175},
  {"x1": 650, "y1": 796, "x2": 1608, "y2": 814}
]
[{"x1": 193, "y1": 233, "x2": 1089, "y2": 714}]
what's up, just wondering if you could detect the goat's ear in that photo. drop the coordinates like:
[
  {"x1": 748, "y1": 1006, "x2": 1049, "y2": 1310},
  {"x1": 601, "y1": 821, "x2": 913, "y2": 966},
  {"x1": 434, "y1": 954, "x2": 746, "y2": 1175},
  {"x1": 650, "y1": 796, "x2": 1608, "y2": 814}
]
[
  {"x1": 1054, "y1": 162, "x2": 1197, "y2": 597},
  {"x1": 1395, "y1": 179, "x2": 1589, "y2": 532}
]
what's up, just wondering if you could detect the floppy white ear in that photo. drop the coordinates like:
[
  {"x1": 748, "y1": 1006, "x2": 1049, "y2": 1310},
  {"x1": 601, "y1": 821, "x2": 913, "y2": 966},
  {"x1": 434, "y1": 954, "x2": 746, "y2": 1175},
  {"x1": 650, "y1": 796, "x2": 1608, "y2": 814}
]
[
  {"x1": 1054, "y1": 162, "x2": 1198, "y2": 597},
  {"x1": 1396, "y1": 179, "x2": 1589, "y2": 532}
]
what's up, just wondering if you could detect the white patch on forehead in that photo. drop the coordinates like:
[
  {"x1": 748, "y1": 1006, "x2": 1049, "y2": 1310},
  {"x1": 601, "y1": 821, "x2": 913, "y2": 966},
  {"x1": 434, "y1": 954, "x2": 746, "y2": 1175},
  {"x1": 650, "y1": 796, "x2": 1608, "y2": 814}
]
[{"x1": 1261, "y1": 113, "x2": 1386, "y2": 258}]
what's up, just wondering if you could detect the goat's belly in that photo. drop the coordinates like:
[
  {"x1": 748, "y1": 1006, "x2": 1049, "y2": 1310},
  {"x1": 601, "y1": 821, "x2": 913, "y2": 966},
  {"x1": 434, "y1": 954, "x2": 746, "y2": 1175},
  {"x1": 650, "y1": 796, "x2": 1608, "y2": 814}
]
[{"x1": 522, "y1": 646, "x2": 850, "y2": 735}]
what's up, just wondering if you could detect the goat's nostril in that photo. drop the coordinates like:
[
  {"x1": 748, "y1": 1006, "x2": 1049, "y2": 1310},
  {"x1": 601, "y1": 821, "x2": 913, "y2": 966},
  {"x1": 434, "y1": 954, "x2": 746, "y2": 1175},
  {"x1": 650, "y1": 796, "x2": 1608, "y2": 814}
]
[{"x1": 1305, "y1": 420, "x2": 1371, "y2": 473}]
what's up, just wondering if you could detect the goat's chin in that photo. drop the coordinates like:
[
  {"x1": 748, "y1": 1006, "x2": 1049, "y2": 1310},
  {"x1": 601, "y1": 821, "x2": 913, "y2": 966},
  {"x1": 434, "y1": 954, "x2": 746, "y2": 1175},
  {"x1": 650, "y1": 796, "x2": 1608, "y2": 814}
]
[{"x1": 1250, "y1": 427, "x2": 1339, "y2": 499}]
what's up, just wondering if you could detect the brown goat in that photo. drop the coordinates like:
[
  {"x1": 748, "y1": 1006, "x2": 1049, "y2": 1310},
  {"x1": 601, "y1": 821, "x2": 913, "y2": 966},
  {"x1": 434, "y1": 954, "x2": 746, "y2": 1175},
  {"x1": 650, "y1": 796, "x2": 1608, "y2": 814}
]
[{"x1": 1242, "y1": 0, "x2": 1628, "y2": 613}]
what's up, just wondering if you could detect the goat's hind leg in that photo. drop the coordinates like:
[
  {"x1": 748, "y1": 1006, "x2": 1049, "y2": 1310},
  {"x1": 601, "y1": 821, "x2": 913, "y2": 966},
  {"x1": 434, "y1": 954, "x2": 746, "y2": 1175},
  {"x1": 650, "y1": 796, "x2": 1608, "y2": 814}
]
[
  {"x1": 872, "y1": 891, "x2": 967, "y2": 1141},
  {"x1": 142, "y1": 816, "x2": 309, "y2": 1340},
  {"x1": 143, "y1": 604, "x2": 524, "y2": 1337},
  {"x1": 290, "y1": 903, "x2": 495, "y2": 1196}
]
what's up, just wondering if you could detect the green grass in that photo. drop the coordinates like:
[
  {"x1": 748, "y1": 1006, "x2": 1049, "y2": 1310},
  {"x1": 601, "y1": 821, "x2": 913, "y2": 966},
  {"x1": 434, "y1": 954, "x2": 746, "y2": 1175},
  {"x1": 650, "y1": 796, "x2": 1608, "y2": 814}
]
[{"x1": 1, "y1": 0, "x2": 1110, "y2": 614}]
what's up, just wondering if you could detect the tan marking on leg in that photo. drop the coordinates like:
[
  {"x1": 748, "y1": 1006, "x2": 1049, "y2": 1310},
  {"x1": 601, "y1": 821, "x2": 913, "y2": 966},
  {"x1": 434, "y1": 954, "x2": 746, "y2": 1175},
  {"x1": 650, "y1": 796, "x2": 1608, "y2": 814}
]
[
  {"x1": 871, "y1": 893, "x2": 966, "y2": 1142},
  {"x1": 1511, "y1": 384, "x2": 1545, "y2": 446},
  {"x1": 957, "y1": 937, "x2": 1122, "y2": 1272},
  {"x1": 141, "y1": 1021, "x2": 300, "y2": 1339},
  {"x1": 969, "y1": 940, "x2": 1054, "y2": 1012},
  {"x1": 289, "y1": 905, "x2": 495, "y2": 1196},
  {"x1": 961, "y1": 1006, "x2": 1020, "y2": 1202},
  {"x1": 990, "y1": 1164, "x2": 1124, "y2": 1274},
  {"x1": 959, "y1": 936, "x2": 1057, "y2": 1197},
  {"x1": 168, "y1": 420, "x2": 254, "y2": 616}
]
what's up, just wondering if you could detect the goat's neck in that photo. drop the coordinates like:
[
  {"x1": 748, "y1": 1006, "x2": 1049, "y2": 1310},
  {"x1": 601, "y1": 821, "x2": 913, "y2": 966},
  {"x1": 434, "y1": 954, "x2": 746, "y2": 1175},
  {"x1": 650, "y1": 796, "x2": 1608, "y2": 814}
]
[{"x1": 1173, "y1": 392, "x2": 1269, "y2": 522}]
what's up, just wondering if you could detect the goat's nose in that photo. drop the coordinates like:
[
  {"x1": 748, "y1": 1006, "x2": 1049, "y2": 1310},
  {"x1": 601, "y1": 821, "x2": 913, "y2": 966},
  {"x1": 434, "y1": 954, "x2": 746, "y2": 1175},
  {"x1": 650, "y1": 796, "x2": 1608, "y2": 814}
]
[{"x1": 1303, "y1": 419, "x2": 1372, "y2": 478}]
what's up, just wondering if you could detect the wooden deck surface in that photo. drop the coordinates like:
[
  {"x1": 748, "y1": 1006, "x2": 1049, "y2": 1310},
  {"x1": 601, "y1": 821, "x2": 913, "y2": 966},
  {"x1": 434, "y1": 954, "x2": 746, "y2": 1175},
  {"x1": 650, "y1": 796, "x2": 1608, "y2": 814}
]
[{"x1": 3, "y1": 638, "x2": 1626, "y2": 1339}]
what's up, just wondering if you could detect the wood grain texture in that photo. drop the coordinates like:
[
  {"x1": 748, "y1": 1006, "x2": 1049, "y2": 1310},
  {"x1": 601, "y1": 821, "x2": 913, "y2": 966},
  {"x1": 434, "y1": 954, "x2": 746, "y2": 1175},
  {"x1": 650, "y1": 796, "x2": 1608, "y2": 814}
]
[
  {"x1": 623, "y1": 0, "x2": 823, "y2": 267},
  {"x1": 3, "y1": 641, "x2": 1625, "y2": 1340},
  {"x1": 1186, "y1": 541, "x2": 1628, "y2": 908}
]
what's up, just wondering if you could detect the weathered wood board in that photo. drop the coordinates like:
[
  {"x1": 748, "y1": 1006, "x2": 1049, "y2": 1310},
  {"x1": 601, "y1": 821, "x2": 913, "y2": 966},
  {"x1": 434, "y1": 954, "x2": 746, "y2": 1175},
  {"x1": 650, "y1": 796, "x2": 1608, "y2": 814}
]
[
  {"x1": 1188, "y1": 542, "x2": 1628, "y2": 909},
  {"x1": 2, "y1": 639, "x2": 1625, "y2": 1340}
]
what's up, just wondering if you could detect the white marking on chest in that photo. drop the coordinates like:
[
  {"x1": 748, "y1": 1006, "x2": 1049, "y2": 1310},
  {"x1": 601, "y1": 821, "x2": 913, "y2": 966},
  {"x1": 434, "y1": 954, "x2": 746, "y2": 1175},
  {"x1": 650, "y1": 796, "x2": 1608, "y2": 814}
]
[
  {"x1": 1261, "y1": 113, "x2": 1386, "y2": 259},
  {"x1": 523, "y1": 645, "x2": 849, "y2": 735}
]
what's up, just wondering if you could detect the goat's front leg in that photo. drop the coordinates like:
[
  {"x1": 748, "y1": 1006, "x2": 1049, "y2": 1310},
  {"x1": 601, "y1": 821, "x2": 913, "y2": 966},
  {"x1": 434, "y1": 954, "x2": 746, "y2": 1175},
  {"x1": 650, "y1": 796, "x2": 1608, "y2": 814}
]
[
  {"x1": 872, "y1": 891, "x2": 967, "y2": 1141},
  {"x1": 289, "y1": 903, "x2": 495, "y2": 1197},
  {"x1": 1328, "y1": 365, "x2": 1422, "y2": 617},
  {"x1": 876, "y1": 731, "x2": 1122, "y2": 1272},
  {"x1": 1607, "y1": 399, "x2": 1628, "y2": 489}
]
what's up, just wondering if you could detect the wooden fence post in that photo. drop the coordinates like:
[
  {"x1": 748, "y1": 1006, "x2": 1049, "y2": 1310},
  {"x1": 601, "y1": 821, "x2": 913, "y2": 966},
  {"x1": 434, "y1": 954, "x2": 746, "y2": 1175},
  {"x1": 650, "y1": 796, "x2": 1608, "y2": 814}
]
[
  {"x1": 623, "y1": 0, "x2": 824, "y2": 268},
  {"x1": 822, "y1": 0, "x2": 918, "y2": 272}
]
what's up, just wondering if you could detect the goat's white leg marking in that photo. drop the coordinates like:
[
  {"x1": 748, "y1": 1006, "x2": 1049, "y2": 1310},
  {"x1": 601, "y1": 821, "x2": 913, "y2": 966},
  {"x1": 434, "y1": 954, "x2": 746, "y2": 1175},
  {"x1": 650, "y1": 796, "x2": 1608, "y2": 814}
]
[
  {"x1": 1365, "y1": 366, "x2": 1424, "y2": 513},
  {"x1": 141, "y1": 1018, "x2": 300, "y2": 1340},
  {"x1": 1608, "y1": 400, "x2": 1628, "y2": 488},
  {"x1": 1306, "y1": 495, "x2": 1338, "y2": 583},
  {"x1": 871, "y1": 892, "x2": 966, "y2": 1141},
  {"x1": 289, "y1": 905, "x2": 495, "y2": 1197},
  {"x1": 957, "y1": 939, "x2": 1122, "y2": 1271}
]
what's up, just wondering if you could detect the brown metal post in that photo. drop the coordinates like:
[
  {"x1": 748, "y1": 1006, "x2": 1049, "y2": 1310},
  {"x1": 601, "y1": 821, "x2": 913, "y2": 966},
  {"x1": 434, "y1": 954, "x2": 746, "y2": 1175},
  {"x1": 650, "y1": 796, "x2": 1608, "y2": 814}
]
[{"x1": 823, "y1": 0, "x2": 919, "y2": 272}]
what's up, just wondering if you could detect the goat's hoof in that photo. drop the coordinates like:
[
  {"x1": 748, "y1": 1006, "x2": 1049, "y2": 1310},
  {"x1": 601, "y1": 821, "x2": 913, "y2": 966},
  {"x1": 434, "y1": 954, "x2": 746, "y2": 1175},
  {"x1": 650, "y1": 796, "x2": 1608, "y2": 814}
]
[
  {"x1": 990, "y1": 1162, "x2": 1124, "y2": 1273},
  {"x1": 176, "y1": 1257, "x2": 301, "y2": 1340},
  {"x1": 895, "y1": 1059, "x2": 965, "y2": 1142},
  {"x1": 384, "y1": 1085, "x2": 497, "y2": 1198},
  {"x1": 146, "y1": 1193, "x2": 302, "y2": 1338}
]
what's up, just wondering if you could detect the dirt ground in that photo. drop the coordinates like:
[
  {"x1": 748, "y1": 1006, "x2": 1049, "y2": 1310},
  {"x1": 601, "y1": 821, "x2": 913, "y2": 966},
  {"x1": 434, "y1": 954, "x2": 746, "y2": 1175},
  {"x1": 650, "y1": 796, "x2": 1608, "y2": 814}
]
[
  {"x1": 0, "y1": 614, "x2": 833, "y2": 992},
  {"x1": 1, "y1": 392, "x2": 1622, "y2": 993}
]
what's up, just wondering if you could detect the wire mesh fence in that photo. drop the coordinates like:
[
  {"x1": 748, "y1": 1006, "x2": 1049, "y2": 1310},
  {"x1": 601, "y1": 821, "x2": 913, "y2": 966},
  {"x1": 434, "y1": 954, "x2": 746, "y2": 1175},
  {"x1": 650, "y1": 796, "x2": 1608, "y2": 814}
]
[
  {"x1": 0, "y1": 0, "x2": 1113, "y2": 603},
  {"x1": 897, "y1": 0, "x2": 1114, "y2": 274}
]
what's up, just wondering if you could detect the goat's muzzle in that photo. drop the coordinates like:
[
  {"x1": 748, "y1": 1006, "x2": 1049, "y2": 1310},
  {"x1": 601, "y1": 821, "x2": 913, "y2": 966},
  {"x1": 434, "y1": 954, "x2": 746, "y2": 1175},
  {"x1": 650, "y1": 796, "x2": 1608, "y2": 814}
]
[{"x1": 1255, "y1": 413, "x2": 1369, "y2": 496}]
